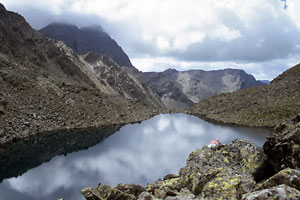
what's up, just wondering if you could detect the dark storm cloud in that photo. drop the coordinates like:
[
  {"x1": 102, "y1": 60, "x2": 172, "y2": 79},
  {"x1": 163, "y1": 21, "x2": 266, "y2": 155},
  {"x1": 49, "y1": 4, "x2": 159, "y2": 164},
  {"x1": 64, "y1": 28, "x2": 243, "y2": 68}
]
[
  {"x1": 4, "y1": 1, "x2": 300, "y2": 64},
  {"x1": 168, "y1": 10, "x2": 300, "y2": 62}
]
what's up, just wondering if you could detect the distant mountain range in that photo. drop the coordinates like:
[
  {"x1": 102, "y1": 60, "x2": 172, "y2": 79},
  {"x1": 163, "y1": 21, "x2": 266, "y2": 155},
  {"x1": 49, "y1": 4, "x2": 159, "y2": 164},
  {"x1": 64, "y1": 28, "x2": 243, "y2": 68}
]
[
  {"x1": 40, "y1": 23, "x2": 133, "y2": 68},
  {"x1": 189, "y1": 63, "x2": 300, "y2": 127},
  {"x1": 143, "y1": 68, "x2": 265, "y2": 109},
  {"x1": 40, "y1": 23, "x2": 266, "y2": 109}
]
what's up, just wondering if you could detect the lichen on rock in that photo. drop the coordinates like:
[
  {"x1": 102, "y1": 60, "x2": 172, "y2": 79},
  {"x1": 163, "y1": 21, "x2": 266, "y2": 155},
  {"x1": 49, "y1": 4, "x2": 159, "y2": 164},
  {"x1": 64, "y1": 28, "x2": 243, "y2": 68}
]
[{"x1": 242, "y1": 184, "x2": 300, "y2": 200}]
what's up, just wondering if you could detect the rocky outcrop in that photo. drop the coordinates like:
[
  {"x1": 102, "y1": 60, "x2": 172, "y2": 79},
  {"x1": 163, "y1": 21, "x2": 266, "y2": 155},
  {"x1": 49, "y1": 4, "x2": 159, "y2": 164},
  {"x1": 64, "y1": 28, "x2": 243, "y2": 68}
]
[
  {"x1": 0, "y1": 4, "x2": 42, "y2": 40},
  {"x1": 40, "y1": 23, "x2": 133, "y2": 68},
  {"x1": 143, "y1": 68, "x2": 264, "y2": 109},
  {"x1": 188, "y1": 64, "x2": 300, "y2": 128},
  {"x1": 242, "y1": 184, "x2": 300, "y2": 200},
  {"x1": 263, "y1": 117, "x2": 300, "y2": 173},
  {"x1": 82, "y1": 52, "x2": 164, "y2": 108},
  {"x1": 82, "y1": 117, "x2": 300, "y2": 200},
  {"x1": 0, "y1": 4, "x2": 164, "y2": 145}
]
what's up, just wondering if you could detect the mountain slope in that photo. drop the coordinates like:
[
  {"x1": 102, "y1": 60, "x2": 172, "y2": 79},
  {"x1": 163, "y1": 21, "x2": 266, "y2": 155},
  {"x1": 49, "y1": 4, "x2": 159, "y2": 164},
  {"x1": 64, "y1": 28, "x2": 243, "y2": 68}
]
[
  {"x1": 40, "y1": 23, "x2": 133, "y2": 68},
  {"x1": 0, "y1": 4, "x2": 162, "y2": 145},
  {"x1": 188, "y1": 63, "x2": 300, "y2": 127},
  {"x1": 143, "y1": 68, "x2": 265, "y2": 109},
  {"x1": 81, "y1": 52, "x2": 164, "y2": 107}
]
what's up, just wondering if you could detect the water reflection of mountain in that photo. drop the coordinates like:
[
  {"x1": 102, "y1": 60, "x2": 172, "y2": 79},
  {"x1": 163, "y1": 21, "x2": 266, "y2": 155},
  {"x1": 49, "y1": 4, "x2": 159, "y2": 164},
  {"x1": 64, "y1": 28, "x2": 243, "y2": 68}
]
[{"x1": 0, "y1": 125, "x2": 121, "y2": 182}]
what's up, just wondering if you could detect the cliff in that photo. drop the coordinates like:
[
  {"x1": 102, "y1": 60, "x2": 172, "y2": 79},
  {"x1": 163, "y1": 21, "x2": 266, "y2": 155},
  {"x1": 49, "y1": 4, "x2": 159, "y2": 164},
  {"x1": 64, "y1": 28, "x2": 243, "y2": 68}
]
[
  {"x1": 40, "y1": 23, "x2": 133, "y2": 68},
  {"x1": 143, "y1": 68, "x2": 265, "y2": 109}
]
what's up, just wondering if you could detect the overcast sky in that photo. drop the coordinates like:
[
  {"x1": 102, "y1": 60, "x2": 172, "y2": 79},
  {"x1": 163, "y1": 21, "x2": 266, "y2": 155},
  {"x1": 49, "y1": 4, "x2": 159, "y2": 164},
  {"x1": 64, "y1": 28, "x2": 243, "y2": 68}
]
[{"x1": 2, "y1": 0, "x2": 300, "y2": 80}]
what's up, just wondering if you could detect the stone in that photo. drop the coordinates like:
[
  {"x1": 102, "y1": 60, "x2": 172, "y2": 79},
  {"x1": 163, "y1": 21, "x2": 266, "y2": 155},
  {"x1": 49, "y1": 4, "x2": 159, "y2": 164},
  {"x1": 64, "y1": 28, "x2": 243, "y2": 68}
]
[
  {"x1": 115, "y1": 184, "x2": 145, "y2": 197},
  {"x1": 163, "y1": 174, "x2": 179, "y2": 181},
  {"x1": 255, "y1": 168, "x2": 300, "y2": 191},
  {"x1": 0, "y1": 105, "x2": 5, "y2": 115},
  {"x1": 81, "y1": 187, "x2": 104, "y2": 200},
  {"x1": 97, "y1": 183, "x2": 136, "y2": 200},
  {"x1": 65, "y1": 98, "x2": 75, "y2": 107},
  {"x1": 264, "y1": 121, "x2": 300, "y2": 172},
  {"x1": 0, "y1": 129, "x2": 4, "y2": 136},
  {"x1": 201, "y1": 173, "x2": 256, "y2": 199},
  {"x1": 154, "y1": 189, "x2": 167, "y2": 199},
  {"x1": 81, "y1": 183, "x2": 136, "y2": 200},
  {"x1": 32, "y1": 113, "x2": 37, "y2": 118},
  {"x1": 165, "y1": 188, "x2": 196, "y2": 200},
  {"x1": 138, "y1": 192, "x2": 154, "y2": 200},
  {"x1": 242, "y1": 184, "x2": 300, "y2": 200},
  {"x1": 0, "y1": 100, "x2": 7, "y2": 115}
]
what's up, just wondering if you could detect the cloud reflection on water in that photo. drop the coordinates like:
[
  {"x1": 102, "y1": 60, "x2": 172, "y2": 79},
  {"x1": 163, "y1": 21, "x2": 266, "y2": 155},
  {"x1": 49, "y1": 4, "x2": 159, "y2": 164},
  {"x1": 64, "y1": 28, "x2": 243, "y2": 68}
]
[{"x1": 0, "y1": 114, "x2": 269, "y2": 200}]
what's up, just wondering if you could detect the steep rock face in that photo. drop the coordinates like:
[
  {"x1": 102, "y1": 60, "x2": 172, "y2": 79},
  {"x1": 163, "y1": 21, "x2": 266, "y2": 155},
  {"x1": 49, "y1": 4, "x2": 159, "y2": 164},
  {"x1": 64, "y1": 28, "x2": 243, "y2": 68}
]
[
  {"x1": 82, "y1": 52, "x2": 164, "y2": 108},
  {"x1": 0, "y1": 4, "x2": 42, "y2": 40},
  {"x1": 188, "y1": 64, "x2": 300, "y2": 127},
  {"x1": 263, "y1": 117, "x2": 300, "y2": 173},
  {"x1": 0, "y1": 4, "x2": 162, "y2": 145},
  {"x1": 40, "y1": 23, "x2": 133, "y2": 68},
  {"x1": 143, "y1": 68, "x2": 264, "y2": 109}
]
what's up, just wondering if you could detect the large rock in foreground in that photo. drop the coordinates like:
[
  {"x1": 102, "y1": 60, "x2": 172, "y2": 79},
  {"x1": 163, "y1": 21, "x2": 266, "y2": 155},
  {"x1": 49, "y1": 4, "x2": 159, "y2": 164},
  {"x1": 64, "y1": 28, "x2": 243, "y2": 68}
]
[{"x1": 263, "y1": 119, "x2": 300, "y2": 173}]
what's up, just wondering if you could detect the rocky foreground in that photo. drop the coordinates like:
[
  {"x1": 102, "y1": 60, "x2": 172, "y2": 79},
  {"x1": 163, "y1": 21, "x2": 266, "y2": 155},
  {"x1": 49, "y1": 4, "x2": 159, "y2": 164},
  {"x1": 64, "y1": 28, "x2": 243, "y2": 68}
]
[{"x1": 81, "y1": 116, "x2": 300, "y2": 200}]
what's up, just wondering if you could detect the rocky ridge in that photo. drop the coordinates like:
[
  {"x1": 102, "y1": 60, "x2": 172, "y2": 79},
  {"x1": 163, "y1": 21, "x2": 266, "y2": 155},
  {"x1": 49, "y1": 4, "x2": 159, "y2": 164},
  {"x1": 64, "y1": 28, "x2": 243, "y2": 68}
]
[
  {"x1": 0, "y1": 4, "x2": 164, "y2": 145},
  {"x1": 82, "y1": 52, "x2": 164, "y2": 107},
  {"x1": 82, "y1": 116, "x2": 300, "y2": 199},
  {"x1": 143, "y1": 68, "x2": 265, "y2": 109},
  {"x1": 40, "y1": 23, "x2": 133, "y2": 68},
  {"x1": 188, "y1": 63, "x2": 300, "y2": 128}
]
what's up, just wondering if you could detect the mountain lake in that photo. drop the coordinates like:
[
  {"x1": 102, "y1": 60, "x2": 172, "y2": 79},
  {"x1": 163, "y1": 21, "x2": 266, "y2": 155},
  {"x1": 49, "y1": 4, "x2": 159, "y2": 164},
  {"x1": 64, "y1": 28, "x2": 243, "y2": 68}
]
[{"x1": 0, "y1": 113, "x2": 270, "y2": 200}]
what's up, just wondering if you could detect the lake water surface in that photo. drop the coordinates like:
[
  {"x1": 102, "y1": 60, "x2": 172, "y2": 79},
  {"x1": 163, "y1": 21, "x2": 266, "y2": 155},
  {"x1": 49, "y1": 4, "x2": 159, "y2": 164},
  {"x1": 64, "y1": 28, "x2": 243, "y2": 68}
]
[{"x1": 0, "y1": 113, "x2": 270, "y2": 200}]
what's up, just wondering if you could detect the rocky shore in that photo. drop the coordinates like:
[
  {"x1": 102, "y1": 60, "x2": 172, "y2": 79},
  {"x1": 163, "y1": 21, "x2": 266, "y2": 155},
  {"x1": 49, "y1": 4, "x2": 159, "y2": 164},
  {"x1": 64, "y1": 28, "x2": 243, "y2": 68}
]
[
  {"x1": 81, "y1": 116, "x2": 300, "y2": 199},
  {"x1": 0, "y1": 57, "x2": 163, "y2": 145}
]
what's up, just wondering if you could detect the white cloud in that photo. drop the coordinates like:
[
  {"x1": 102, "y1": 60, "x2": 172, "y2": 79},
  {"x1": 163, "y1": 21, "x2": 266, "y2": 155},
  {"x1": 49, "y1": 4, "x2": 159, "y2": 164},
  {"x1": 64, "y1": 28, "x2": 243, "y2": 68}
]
[
  {"x1": 131, "y1": 56, "x2": 299, "y2": 80},
  {"x1": 2, "y1": 0, "x2": 300, "y2": 77},
  {"x1": 1, "y1": 0, "x2": 263, "y2": 51}
]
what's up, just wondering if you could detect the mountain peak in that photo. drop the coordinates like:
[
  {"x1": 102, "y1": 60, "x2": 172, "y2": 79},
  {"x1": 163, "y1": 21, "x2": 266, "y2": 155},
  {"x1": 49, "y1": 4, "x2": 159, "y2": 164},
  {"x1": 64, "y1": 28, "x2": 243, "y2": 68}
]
[
  {"x1": 272, "y1": 63, "x2": 300, "y2": 84},
  {"x1": 40, "y1": 23, "x2": 133, "y2": 67},
  {"x1": 81, "y1": 25, "x2": 104, "y2": 32},
  {"x1": 0, "y1": 3, "x2": 5, "y2": 12},
  {"x1": 0, "y1": 3, "x2": 42, "y2": 40},
  {"x1": 163, "y1": 68, "x2": 178, "y2": 73}
]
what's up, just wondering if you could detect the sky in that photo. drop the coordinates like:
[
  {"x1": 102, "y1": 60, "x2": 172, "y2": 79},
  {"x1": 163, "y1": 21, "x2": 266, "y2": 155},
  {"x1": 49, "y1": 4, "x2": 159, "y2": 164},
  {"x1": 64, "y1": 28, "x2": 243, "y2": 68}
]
[{"x1": 2, "y1": 0, "x2": 300, "y2": 80}]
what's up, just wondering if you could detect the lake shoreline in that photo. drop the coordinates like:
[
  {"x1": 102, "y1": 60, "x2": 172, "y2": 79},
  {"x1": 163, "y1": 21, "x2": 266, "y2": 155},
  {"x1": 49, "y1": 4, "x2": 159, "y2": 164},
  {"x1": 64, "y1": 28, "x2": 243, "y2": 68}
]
[
  {"x1": 82, "y1": 116, "x2": 300, "y2": 200},
  {"x1": 0, "y1": 113, "x2": 274, "y2": 200}
]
